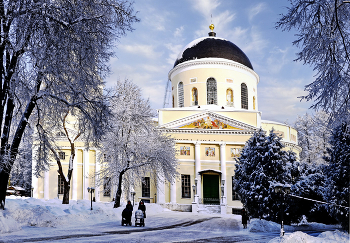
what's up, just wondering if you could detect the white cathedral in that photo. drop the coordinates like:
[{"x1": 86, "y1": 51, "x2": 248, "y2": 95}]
[{"x1": 32, "y1": 24, "x2": 301, "y2": 214}]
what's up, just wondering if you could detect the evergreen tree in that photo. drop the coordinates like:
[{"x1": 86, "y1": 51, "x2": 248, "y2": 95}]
[
  {"x1": 324, "y1": 122, "x2": 350, "y2": 231},
  {"x1": 234, "y1": 129, "x2": 296, "y2": 222}
]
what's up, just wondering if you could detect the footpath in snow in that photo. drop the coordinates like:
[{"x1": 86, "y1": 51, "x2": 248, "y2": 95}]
[{"x1": 0, "y1": 196, "x2": 348, "y2": 242}]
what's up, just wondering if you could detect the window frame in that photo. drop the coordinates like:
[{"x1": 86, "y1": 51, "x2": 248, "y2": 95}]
[
  {"x1": 103, "y1": 177, "x2": 111, "y2": 197},
  {"x1": 178, "y1": 81, "x2": 184, "y2": 107},
  {"x1": 181, "y1": 174, "x2": 191, "y2": 198},
  {"x1": 206, "y1": 78, "x2": 217, "y2": 105},
  {"x1": 58, "y1": 152, "x2": 66, "y2": 160},
  {"x1": 241, "y1": 83, "x2": 248, "y2": 109},
  {"x1": 58, "y1": 175, "x2": 64, "y2": 194},
  {"x1": 142, "y1": 177, "x2": 150, "y2": 198}
]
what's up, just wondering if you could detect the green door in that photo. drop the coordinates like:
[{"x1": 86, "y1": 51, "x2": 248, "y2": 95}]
[{"x1": 203, "y1": 174, "x2": 220, "y2": 205}]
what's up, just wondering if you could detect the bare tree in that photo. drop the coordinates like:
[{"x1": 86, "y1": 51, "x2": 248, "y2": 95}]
[
  {"x1": 0, "y1": 0, "x2": 139, "y2": 209},
  {"x1": 98, "y1": 81, "x2": 178, "y2": 208},
  {"x1": 276, "y1": 0, "x2": 350, "y2": 122}
]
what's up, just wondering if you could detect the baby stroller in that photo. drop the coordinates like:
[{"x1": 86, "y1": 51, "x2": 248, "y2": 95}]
[
  {"x1": 135, "y1": 210, "x2": 145, "y2": 227},
  {"x1": 121, "y1": 208, "x2": 132, "y2": 226}
]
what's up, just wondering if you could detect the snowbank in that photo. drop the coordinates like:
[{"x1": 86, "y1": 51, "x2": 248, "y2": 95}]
[
  {"x1": 269, "y1": 230, "x2": 349, "y2": 243},
  {"x1": 1, "y1": 196, "x2": 166, "y2": 234},
  {"x1": 248, "y1": 218, "x2": 293, "y2": 232}
]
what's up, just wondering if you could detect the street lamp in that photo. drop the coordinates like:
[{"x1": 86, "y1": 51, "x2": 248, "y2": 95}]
[
  {"x1": 31, "y1": 186, "x2": 34, "y2": 197},
  {"x1": 192, "y1": 184, "x2": 196, "y2": 203},
  {"x1": 87, "y1": 187, "x2": 95, "y2": 210},
  {"x1": 274, "y1": 183, "x2": 291, "y2": 237},
  {"x1": 194, "y1": 178, "x2": 198, "y2": 195},
  {"x1": 131, "y1": 191, "x2": 136, "y2": 206},
  {"x1": 154, "y1": 193, "x2": 157, "y2": 204},
  {"x1": 221, "y1": 180, "x2": 225, "y2": 203}
]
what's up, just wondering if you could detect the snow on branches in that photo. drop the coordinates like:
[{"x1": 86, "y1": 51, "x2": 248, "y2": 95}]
[
  {"x1": 98, "y1": 81, "x2": 178, "y2": 207},
  {"x1": 276, "y1": 0, "x2": 350, "y2": 122}
]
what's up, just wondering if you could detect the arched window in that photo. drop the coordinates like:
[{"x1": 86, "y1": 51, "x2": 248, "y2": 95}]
[
  {"x1": 226, "y1": 89, "x2": 234, "y2": 107},
  {"x1": 207, "y1": 78, "x2": 217, "y2": 105},
  {"x1": 253, "y1": 96, "x2": 256, "y2": 110},
  {"x1": 192, "y1": 87, "x2": 198, "y2": 106},
  {"x1": 178, "y1": 82, "x2": 184, "y2": 107},
  {"x1": 241, "y1": 83, "x2": 248, "y2": 109}
]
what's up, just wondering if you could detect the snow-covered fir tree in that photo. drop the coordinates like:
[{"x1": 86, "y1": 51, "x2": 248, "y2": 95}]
[
  {"x1": 323, "y1": 122, "x2": 350, "y2": 231},
  {"x1": 277, "y1": 0, "x2": 350, "y2": 122},
  {"x1": 234, "y1": 129, "x2": 297, "y2": 222},
  {"x1": 98, "y1": 81, "x2": 178, "y2": 208}
]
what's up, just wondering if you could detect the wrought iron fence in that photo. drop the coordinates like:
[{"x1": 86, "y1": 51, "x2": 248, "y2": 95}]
[{"x1": 198, "y1": 197, "x2": 220, "y2": 205}]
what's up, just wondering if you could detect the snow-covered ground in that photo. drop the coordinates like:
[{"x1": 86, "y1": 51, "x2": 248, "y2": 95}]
[{"x1": 0, "y1": 196, "x2": 348, "y2": 242}]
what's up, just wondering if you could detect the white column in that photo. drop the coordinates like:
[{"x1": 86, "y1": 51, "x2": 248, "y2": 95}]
[
  {"x1": 157, "y1": 175, "x2": 165, "y2": 204},
  {"x1": 72, "y1": 149, "x2": 78, "y2": 200},
  {"x1": 170, "y1": 180, "x2": 176, "y2": 204},
  {"x1": 31, "y1": 147, "x2": 38, "y2": 198},
  {"x1": 83, "y1": 149, "x2": 89, "y2": 200},
  {"x1": 95, "y1": 150, "x2": 100, "y2": 202},
  {"x1": 44, "y1": 170, "x2": 49, "y2": 200},
  {"x1": 194, "y1": 142, "x2": 201, "y2": 198}
]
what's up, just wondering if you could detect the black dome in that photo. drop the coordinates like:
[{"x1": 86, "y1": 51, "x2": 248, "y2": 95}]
[{"x1": 174, "y1": 37, "x2": 253, "y2": 70}]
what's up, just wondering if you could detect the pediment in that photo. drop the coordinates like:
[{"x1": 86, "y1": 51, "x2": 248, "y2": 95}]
[{"x1": 160, "y1": 111, "x2": 257, "y2": 131}]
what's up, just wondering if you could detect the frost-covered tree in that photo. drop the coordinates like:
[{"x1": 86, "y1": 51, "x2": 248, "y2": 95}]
[
  {"x1": 0, "y1": 1, "x2": 139, "y2": 209},
  {"x1": 294, "y1": 111, "x2": 331, "y2": 165},
  {"x1": 277, "y1": 0, "x2": 350, "y2": 122},
  {"x1": 323, "y1": 122, "x2": 350, "y2": 231},
  {"x1": 9, "y1": 128, "x2": 33, "y2": 194},
  {"x1": 234, "y1": 129, "x2": 296, "y2": 222},
  {"x1": 98, "y1": 81, "x2": 178, "y2": 208}
]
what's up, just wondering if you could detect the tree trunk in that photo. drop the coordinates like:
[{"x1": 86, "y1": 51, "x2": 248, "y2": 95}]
[
  {"x1": 62, "y1": 180, "x2": 70, "y2": 204},
  {"x1": 113, "y1": 171, "x2": 125, "y2": 208},
  {"x1": 0, "y1": 170, "x2": 10, "y2": 209}
]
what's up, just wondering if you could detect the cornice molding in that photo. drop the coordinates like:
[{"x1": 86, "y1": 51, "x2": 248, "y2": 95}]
[
  {"x1": 160, "y1": 127, "x2": 256, "y2": 135},
  {"x1": 168, "y1": 59, "x2": 259, "y2": 82},
  {"x1": 160, "y1": 110, "x2": 258, "y2": 131}
]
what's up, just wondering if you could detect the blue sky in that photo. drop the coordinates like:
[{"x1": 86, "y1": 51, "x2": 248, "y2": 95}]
[{"x1": 105, "y1": 0, "x2": 316, "y2": 124}]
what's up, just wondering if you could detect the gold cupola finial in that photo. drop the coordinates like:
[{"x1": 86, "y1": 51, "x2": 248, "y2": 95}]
[{"x1": 209, "y1": 23, "x2": 215, "y2": 32}]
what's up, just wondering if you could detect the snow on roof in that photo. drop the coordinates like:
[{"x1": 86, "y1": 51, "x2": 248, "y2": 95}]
[{"x1": 176, "y1": 36, "x2": 228, "y2": 60}]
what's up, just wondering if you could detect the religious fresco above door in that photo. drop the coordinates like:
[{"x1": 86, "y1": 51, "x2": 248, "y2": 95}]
[
  {"x1": 179, "y1": 116, "x2": 240, "y2": 129},
  {"x1": 180, "y1": 146, "x2": 190, "y2": 155}
]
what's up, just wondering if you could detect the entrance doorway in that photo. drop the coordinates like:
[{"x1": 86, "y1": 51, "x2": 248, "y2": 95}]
[{"x1": 202, "y1": 174, "x2": 220, "y2": 205}]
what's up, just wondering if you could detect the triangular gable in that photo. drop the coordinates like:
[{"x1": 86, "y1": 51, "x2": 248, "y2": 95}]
[{"x1": 160, "y1": 111, "x2": 257, "y2": 131}]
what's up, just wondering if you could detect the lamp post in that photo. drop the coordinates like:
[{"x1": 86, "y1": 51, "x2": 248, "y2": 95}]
[
  {"x1": 274, "y1": 183, "x2": 291, "y2": 237},
  {"x1": 154, "y1": 193, "x2": 157, "y2": 204},
  {"x1": 221, "y1": 180, "x2": 225, "y2": 203},
  {"x1": 194, "y1": 178, "x2": 198, "y2": 195},
  {"x1": 192, "y1": 184, "x2": 196, "y2": 203},
  {"x1": 131, "y1": 191, "x2": 136, "y2": 206},
  {"x1": 87, "y1": 187, "x2": 95, "y2": 210},
  {"x1": 31, "y1": 187, "x2": 34, "y2": 197}
]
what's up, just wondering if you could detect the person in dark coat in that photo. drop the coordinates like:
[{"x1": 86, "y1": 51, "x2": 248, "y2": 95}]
[
  {"x1": 122, "y1": 200, "x2": 133, "y2": 224},
  {"x1": 138, "y1": 201, "x2": 146, "y2": 218},
  {"x1": 242, "y1": 208, "x2": 248, "y2": 229},
  {"x1": 126, "y1": 200, "x2": 133, "y2": 211}
]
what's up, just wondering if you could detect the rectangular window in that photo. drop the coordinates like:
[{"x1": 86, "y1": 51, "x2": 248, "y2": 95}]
[
  {"x1": 142, "y1": 177, "x2": 150, "y2": 197},
  {"x1": 58, "y1": 175, "x2": 64, "y2": 194},
  {"x1": 58, "y1": 152, "x2": 65, "y2": 160},
  {"x1": 232, "y1": 176, "x2": 240, "y2": 200},
  {"x1": 103, "y1": 177, "x2": 111, "y2": 197},
  {"x1": 181, "y1": 174, "x2": 191, "y2": 198}
]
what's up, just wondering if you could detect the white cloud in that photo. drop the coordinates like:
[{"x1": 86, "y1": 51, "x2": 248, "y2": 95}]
[
  {"x1": 258, "y1": 82, "x2": 309, "y2": 123},
  {"x1": 248, "y1": 2, "x2": 267, "y2": 21},
  {"x1": 266, "y1": 47, "x2": 289, "y2": 73},
  {"x1": 121, "y1": 44, "x2": 162, "y2": 59},
  {"x1": 189, "y1": 0, "x2": 221, "y2": 18},
  {"x1": 174, "y1": 26, "x2": 185, "y2": 38},
  {"x1": 165, "y1": 43, "x2": 184, "y2": 66}
]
